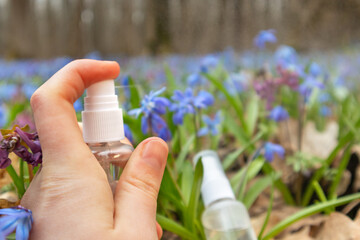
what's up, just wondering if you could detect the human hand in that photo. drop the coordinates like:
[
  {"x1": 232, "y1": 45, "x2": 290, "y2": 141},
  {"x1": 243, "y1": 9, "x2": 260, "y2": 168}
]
[{"x1": 20, "y1": 60, "x2": 168, "y2": 239}]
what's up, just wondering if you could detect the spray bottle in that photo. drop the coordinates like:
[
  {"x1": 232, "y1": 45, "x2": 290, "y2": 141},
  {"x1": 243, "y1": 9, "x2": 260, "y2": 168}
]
[
  {"x1": 82, "y1": 80, "x2": 134, "y2": 193},
  {"x1": 194, "y1": 150, "x2": 257, "y2": 240}
]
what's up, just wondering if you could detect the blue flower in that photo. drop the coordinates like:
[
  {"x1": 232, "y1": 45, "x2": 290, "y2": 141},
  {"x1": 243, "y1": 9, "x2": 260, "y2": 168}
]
[
  {"x1": 275, "y1": 45, "x2": 297, "y2": 67},
  {"x1": 122, "y1": 75, "x2": 131, "y2": 99},
  {"x1": 224, "y1": 72, "x2": 248, "y2": 95},
  {"x1": 124, "y1": 124, "x2": 133, "y2": 143},
  {"x1": 128, "y1": 88, "x2": 171, "y2": 141},
  {"x1": 73, "y1": 99, "x2": 83, "y2": 112},
  {"x1": 320, "y1": 106, "x2": 331, "y2": 117},
  {"x1": 0, "y1": 106, "x2": 7, "y2": 128},
  {"x1": 128, "y1": 87, "x2": 170, "y2": 118},
  {"x1": 309, "y1": 62, "x2": 322, "y2": 78},
  {"x1": 263, "y1": 142, "x2": 285, "y2": 162},
  {"x1": 22, "y1": 84, "x2": 37, "y2": 99},
  {"x1": 299, "y1": 76, "x2": 325, "y2": 102},
  {"x1": 170, "y1": 89, "x2": 214, "y2": 125},
  {"x1": 0, "y1": 206, "x2": 33, "y2": 240},
  {"x1": 269, "y1": 106, "x2": 289, "y2": 122},
  {"x1": 187, "y1": 73, "x2": 205, "y2": 87},
  {"x1": 200, "y1": 55, "x2": 219, "y2": 73},
  {"x1": 197, "y1": 112, "x2": 221, "y2": 136},
  {"x1": 254, "y1": 29, "x2": 277, "y2": 49},
  {"x1": 0, "y1": 84, "x2": 17, "y2": 101}
]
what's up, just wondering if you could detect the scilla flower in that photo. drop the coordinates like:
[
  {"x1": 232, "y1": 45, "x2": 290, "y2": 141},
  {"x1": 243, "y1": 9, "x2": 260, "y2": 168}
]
[
  {"x1": 269, "y1": 106, "x2": 289, "y2": 122},
  {"x1": 263, "y1": 142, "x2": 285, "y2": 162},
  {"x1": 0, "y1": 206, "x2": 33, "y2": 240},
  {"x1": 170, "y1": 88, "x2": 214, "y2": 125},
  {"x1": 197, "y1": 112, "x2": 221, "y2": 136},
  {"x1": 128, "y1": 88, "x2": 172, "y2": 141},
  {"x1": 254, "y1": 29, "x2": 277, "y2": 50},
  {"x1": 200, "y1": 55, "x2": 219, "y2": 73}
]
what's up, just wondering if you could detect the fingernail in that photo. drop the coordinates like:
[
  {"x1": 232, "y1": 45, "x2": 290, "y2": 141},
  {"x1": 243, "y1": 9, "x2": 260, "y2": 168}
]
[{"x1": 142, "y1": 139, "x2": 168, "y2": 169}]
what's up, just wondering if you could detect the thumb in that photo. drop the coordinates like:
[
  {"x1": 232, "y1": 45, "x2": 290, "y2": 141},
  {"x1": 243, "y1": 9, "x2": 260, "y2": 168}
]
[{"x1": 114, "y1": 137, "x2": 168, "y2": 236}]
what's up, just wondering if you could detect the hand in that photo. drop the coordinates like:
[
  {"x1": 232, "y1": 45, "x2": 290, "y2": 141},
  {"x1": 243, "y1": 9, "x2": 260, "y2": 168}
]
[{"x1": 20, "y1": 60, "x2": 168, "y2": 240}]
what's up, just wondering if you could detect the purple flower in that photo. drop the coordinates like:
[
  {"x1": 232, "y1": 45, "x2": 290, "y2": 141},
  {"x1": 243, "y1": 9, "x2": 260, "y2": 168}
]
[
  {"x1": 0, "y1": 206, "x2": 33, "y2": 240},
  {"x1": 0, "y1": 126, "x2": 42, "y2": 168},
  {"x1": 263, "y1": 142, "x2": 285, "y2": 162},
  {"x1": 170, "y1": 88, "x2": 214, "y2": 125},
  {"x1": 197, "y1": 112, "x2": 221, "y2": 136},
  {"x1": 254, "y1": 29, "x2": 277, "y2": 49},
  {"x1": 269, "y1": 106, "x2": 289, "y2": 122},
  {"x1": 254, "y1": 78, "x2": 278, "y2": 110}
]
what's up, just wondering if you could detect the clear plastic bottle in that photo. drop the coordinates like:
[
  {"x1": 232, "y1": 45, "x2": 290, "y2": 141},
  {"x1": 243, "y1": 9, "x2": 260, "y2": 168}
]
[
  {"x1": 82, "y1": 80, "x2": 134, "y2": 194},
  {"x1": 194, "y1": 150, "x2": 257, "y2": 240}
]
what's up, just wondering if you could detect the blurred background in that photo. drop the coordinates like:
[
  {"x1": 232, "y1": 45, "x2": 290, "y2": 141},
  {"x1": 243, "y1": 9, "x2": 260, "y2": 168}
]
[{"x1": 1, "y1": 0, "x2": 360, "y2": 59}]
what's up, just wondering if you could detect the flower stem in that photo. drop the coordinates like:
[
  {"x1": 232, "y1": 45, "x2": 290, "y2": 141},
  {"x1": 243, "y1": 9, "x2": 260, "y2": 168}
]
[{"x1": 28, "y1": 164, "x2": 34, "y2": 182}]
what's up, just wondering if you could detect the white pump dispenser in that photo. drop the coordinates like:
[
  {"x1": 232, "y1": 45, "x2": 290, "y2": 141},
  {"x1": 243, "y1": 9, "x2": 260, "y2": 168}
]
[
  {"x1": 82, "y1": 79, "x2": 125, "y2": 143},
  {"x1": 194, "y1": 150, "x2": 257, "y2": 240},
  {"x1": 81, "y1": 80, "x2": 133, "y2": 194}
]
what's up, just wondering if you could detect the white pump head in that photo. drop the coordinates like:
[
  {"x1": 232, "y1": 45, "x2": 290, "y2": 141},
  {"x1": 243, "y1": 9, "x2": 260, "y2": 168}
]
[
  {"x1": 82, "y1": 80, "x2": 124, "y2": 143},
  {"x1": 193, "y1": 150, "x2": 235, "y2": 207}
]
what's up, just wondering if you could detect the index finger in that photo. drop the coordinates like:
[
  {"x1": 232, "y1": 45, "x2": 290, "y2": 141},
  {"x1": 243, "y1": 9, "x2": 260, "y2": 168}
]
[{"x1": 30, "y1": 60, "x2": 120, "y2": 161}]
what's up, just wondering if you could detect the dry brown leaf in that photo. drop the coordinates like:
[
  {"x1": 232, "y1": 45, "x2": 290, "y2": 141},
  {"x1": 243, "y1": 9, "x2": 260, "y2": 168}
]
[{"x1": 316, "y1": 212, "x2": 360, "y2": 240}]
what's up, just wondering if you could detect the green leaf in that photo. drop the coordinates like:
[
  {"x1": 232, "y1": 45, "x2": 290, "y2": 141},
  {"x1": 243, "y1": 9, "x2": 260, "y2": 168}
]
[
  {"x1": 6, "y1": 164, "x2": 25, "y2": 198},
  {"x1": 263, "y1": 193, "x2": 360, "y2": 240},
  {"x1": 243, "y1": 173, "x2": 280, "y2": 209},
  {"x1": 223, "y1": 131, "x2": 264, "y2": 171},
  {"x1": 223, "y1": 111, "x2": 249, "y2": 146},
  {"x1": 127, "y1": 77, "x2": 141, "y2": 109},
  {"x1": 184, "y1": 159, "x2": 203, "y2": 232},
  {"x1": 175, "y1": 134, "x2": 195, "y2": 172},
  {"x1": 204, "y1": 73, "x2": 247, "y2": 133},
  {"x1": 245, "y1": 95, "x2": 259, "y2": 136},
  {"x1": 157, "y1": 214, "x2": 199, "y2": 240},
  {"x1": 230, "y1": 157, "x2": 265, "y2": 192},
  {"x1": 181, "y1": 161, "x2": 195, "y2": 205},
  {"x1": 164, "y1": 64, "x2": 177, "y2": 93}
]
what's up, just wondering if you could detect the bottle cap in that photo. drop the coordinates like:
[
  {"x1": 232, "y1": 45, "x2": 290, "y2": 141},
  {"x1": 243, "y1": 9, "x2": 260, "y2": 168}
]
[
  {"x1": 81, "y1": 80, "x2": 124, "y2": 143},
  {"x1": 193, "y1": 150, "x2": 235, "y2": 207}
]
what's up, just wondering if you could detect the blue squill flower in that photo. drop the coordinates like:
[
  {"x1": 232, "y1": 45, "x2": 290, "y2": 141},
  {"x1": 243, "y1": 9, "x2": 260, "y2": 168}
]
[
  {"x1": 122, "y1": 75, "x2": 131, "y2": 99},
  {"x1": 124, "y1": 124, "x2": 133, "y2": 143},
  {"x1": 309, "y1": 62, "x2": 322, "y2": 78},
  {"x1": 73, "y1": 99, "x2": 83, "y2": 112},
  {"x1": 128, "y1": 87, "x2": 170, "y2": 118},
  {"x1": 197, "y1": 112, "x2": 221, "y2": 136},
  {"x1": 254, "y1": 29, "x2": 277, "y2": 49},
  {"x1": 269, "y1": 106, "x2": 289, "y2": 122},
  {"x1": 0, "y1": 106, "x2": 7, "y2": 128},
  {"x1": 128, "y1": 88, "x2": 171, "y2": 141},
  {"x1": 320, "y1": 106, "x2": 331, "y2": 117},
  {"x1": 200, "y1": 55, "x2": 219, "y2": 73},
  {"x1": 275, "y1": 45, "x2": 297, "y2": 67},
  {"x1": 187, "y1": 73, "x2": 205, "y2": 87},
  {"x1": 225, "y1": 72, "x2": 249, "y2": 95},
  {"x1": 170, "y1": 88, "x2": 214, "y2": 125},
  {"x1": 22, "y1": 84, "x2": 37, "y2": 99},
  {"x1": 0, "y1": 206, "x2": 33, "y2": 240},
  {"x1": 299, "y1": 76, "x2": 325, "y2": 102},
  {"x1": 0, "y1": 84, "x2": 17, "y2": 101},
  {"x1": 263, "y1": 142, "x2": 285, "y2": 162}
]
